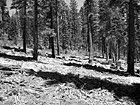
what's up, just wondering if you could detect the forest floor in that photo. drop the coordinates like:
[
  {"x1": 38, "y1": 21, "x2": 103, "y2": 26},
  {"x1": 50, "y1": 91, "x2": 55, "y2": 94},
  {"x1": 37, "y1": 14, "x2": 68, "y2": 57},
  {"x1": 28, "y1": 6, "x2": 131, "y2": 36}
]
[{"x1": 0, "y1": 46, "x2": 140, "y2": 105}]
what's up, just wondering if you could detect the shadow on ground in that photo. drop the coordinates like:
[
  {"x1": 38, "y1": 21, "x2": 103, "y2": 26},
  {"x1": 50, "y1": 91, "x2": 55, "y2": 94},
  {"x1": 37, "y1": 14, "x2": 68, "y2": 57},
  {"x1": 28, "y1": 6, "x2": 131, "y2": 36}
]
[
  {"x1": 3, "y1": 46, "x2": 24, "y2": 52},
  {"x1": 34, "y1": 70, "x2": 140, "y2": 104},
  {"x1": 0, "y1": 56, "x2": 139, "y2": 104},
  {"x1": 2, "y1": 46, "x2": 54, "y2": 61},
  {"x1": 0, "y1": 64, "x2": 21, "y2": 76},
  {"x1": 63, "y1": 62, "x2": 140, "y2": 77},
  {"x1": 0, "y1": 53, "x2": 33, "y2": 61}
]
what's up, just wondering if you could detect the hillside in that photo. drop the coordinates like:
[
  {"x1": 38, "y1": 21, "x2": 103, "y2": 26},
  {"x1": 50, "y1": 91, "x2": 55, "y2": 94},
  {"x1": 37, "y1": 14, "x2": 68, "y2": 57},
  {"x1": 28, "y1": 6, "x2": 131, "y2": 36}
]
[{"x1": 0, "y1": 47, "x2": 139, "y2": 105}]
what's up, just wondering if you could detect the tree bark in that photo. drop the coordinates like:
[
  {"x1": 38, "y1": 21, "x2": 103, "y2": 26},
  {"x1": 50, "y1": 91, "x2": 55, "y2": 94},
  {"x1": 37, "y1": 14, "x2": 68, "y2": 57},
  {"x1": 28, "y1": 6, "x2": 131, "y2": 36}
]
[
  {"x1": 127, "y1": 0, "x2": 135, "y2": 75},
  {"x1": 16, "y1": 10, "x2": 21, "y2": 40},
  {"x1": 50, "y1": 1, "x2": 55, "y2": 58},
  {"x1": 33, "y1": 0, "x2": 38, "y2": 60},
  {"x1": 117, "y1": 39, "x2": 120, "y2": 60},
  {"x1": 87, "y1": 0, "x2": 93, "y2": 63},
  {"x1": 23, "y1": 0, "x2": 27, "y2": 53},
  {"x1": 56, "y1": 0, "x2": 60, "y2": 56},
  {"x1": 109, "y1": 41, "x2": 112, "y2": 59},
  {"x1": 88, "y1": 15, "x2": 93, "y2": 63},
  {"x1": 1, "y1": 5, "x2": 5, "y2": 39},
  {"x1": 102, "y1": 36, "x2": 106, "y2": 58},
  {"x1": 106, "y1": 44, "x2": 109, "y2": 61}
]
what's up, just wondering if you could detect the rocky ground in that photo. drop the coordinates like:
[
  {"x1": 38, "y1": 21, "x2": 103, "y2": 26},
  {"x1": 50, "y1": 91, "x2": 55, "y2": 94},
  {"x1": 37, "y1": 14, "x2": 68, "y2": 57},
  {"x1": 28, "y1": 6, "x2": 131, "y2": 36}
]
[{"x1": 0, "y1": 46, "x2": 140, "y2": 105}]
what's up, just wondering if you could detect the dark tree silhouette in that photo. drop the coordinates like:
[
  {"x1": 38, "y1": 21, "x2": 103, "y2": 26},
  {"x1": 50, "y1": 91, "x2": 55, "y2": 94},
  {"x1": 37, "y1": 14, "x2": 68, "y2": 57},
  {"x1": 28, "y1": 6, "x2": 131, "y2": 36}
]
[
  {"x1": 50, "y1": 1, "x2": 55, "y2": 58},
  {"x1": 108, "y1": 0, "x2": 135, "y2": 75},
  {"x1": 33, "y1": 0, "x2": 38, "y2": 60},
  {"x1": 88, "y1": 13, "x2": 94, "y2": 63},
  {"x1": 86, "y1": 0, "x2": 94, "y2": 63},
  {"x1": 0, "y1": 0, "x2": 6, "y2": 37},
  {"x1": 56, "y1": 0, "x2": 60, "y2": 56},
  {"x1": 23, "y1": 0, "x2": 27, "y2": 53},
  {"x1": 127, "y1": 0, "x2": 135, "y2": 75}
]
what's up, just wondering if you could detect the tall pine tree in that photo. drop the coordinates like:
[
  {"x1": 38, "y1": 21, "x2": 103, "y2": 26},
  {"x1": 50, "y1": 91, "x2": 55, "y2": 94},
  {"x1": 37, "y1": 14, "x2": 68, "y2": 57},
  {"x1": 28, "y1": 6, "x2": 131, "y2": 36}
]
[
  {"x1": 11, "y1": 0, "x2": 27, "y2": 52},
  {"x1": 69, "y1": 0, "x2": 79, "y2": 50},
  {"x1": 33, "y1": 0, "x2": 38, "y2": 60}
]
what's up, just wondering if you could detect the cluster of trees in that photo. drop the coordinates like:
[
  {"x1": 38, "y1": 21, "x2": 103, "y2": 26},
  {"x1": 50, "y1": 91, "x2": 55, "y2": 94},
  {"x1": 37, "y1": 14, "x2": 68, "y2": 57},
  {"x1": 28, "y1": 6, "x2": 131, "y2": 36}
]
[
  {"x1": 0, "y1": 0, "x2": 140, "y2": 75},
  {"x1": 0, "y1": 0, "x2": 9, "y2": 39},
  {"x1": 7, "y1": 0, "x2": 82, "y2": 58},
  {"x1": 81, "y1": 0, "x2": 140, "y2": 75}
]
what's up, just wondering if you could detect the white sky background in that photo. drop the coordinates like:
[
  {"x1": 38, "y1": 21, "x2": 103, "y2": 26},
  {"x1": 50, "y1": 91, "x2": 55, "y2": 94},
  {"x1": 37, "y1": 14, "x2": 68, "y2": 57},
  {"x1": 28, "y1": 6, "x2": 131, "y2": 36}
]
[
  {"x1": 6, "y1": 0, "x2": 85, "y2": 16},
  {"x1": 64, "y1": 0, "x2": 85, "y2": 10}
]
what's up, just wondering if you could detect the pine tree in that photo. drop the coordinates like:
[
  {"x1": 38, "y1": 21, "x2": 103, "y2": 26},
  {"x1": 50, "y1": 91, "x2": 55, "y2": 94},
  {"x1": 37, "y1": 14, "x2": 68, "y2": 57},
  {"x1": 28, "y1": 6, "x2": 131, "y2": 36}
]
[
  {"x1": 59, "y1": 0, "x2": 70, "y2": 51},
  {"x1": 84, "y1": 0, "x2": 94, "y2": 63},
  {"x1": 0, "y1": 0, "x2": 6, "y2": 38},
  {"x1": 79, "y1": 7, "x2": 88, "y2": 50},
  {"x1": 11, "y1": 0, "x2": 27, "y2": 52},
  {"x1": 56, "y1": 0, "x2": 60, "y2": 55},
  {"x1": 8, "y1": 15, "x2": 18, "y2": 44},
  {"x1": 127, "y1": 0, "x2": 135, "y2": 75},
  {"x1": 69, "y1": 0, "x2": 79, "y2": 50},
  {"x1": 23, "y1": 0, "x2": 27, "y2": 52},
  {"x1": 33, "y1": 0, "x2": 38, "y2": 60},
  {"x1": 50, "y1": 0, "x2": 55, "y2": 58}
]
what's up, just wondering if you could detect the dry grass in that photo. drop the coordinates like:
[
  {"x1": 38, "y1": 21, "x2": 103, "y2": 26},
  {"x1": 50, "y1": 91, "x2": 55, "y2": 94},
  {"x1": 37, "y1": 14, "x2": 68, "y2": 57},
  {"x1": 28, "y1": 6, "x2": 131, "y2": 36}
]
[{"x1": 0, "y1": 47, "x2": 139, "y2": 105}]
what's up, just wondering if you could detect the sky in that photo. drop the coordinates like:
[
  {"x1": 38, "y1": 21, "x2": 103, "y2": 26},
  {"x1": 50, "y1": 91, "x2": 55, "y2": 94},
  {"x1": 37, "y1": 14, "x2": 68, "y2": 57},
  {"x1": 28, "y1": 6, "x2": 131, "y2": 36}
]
[
  {"x1": 6, "y1": 0, "x2": 85, "y2": 16},
  {"x1": 64, "y1": 0, "x2": 85, "y2": 10}
]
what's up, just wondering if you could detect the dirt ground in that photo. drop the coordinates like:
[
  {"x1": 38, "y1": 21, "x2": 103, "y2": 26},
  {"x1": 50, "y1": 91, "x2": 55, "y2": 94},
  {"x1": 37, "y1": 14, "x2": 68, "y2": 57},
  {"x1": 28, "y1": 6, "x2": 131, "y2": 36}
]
[{"x1": 0, "y1": 47, "x2": 140, "y2": 105}]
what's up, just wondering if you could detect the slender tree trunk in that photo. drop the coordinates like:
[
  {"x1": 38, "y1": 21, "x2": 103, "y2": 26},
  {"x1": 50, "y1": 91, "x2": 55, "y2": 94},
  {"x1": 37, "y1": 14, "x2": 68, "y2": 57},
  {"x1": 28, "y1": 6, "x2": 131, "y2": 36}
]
[
  {"x1": 88, "y1": 15, "x2": 93, "y2": 63},
  {"x1": 127, "y1": 0, "x2": 135, "y2": 75},
  {"x1": 23, "y1": 0, "x2": 27, "y2": 53},
  {"x1": 48, "y1": 35, "x2": 51, "y2": 49},
  {"x1": 1, "y1": 6, "x2": 4, "y2": 40},
  {"x1": 123, "y1": 49, "x2": 126, "y2": 59},
  {"x1": 117, "y1": 39, "x2": 120, "y2": 60},
  {"x1": 87, "y1": 28, "x2": 89, "y2": 52},
  {"x1": 87, "y1": 0, "x2": 93, "y2": 63},
  {"x1": 33, "y1": 0, "x2": 38, "y2": 60},
  {"x1": 102, "y1": 36, "x2": 105, "y2": 58},
  {"x1": 109, "y1": 41, "x2": 112, "y2": 59},
  {"x1": 56, "y1": 0, "x2": 60, "y2": 56},
  {"x1": 106, "y1": 44, "x2": 109, "y2": 61},
  {"x1": 16, "y1": 10, "x2": 21, "y2": 41},
  {"x1": 50, "y1": 2, "x2": 55, "y2": 58},
  {"x1": 27, "y1": 17, "x2": 30, "y2": 47}
]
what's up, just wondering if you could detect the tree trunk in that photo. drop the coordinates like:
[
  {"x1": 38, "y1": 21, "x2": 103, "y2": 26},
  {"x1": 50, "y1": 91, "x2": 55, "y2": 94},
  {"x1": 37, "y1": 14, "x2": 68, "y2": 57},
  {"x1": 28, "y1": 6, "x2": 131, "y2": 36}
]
[
  {"x1": 48, "y1": 35, "x2": 51, "y2": 49},
  {"x1": 88, "y1": 15, "x2": 93, "y2": 63},
  {"x1": 109, "y1": 41, "x2": 112, "y2": 59},
  {"x1": 56, "y1": 0, "x2": 60, "y2": 56},
  {"x1": 16, "y1": 10, "x2": 21, "y2": 44},
  {"x1": 102, "y1": 36, "x2": 106, "y2": 58},
  {"x1": 1, "y1": 6, "x2": 4, "y2": 39},
  {"x1": 23, "y1": 0, "x2": 27, "y2": 53},
  {"x1": 33, "y1": 0, "x2": 38, "y2": 60},
  {"x1": 50, "y1": 2, "x2": 55, "y2": 58},
  {"x1": 123, "y1": 49, "x2": 126, "y2": 59},
  {"x1": 117, "y1": 39, "x2": 120, "y2": 60},
  {"x1": 27, "y1": 17, "x2": 30, "y2": 47},
  {"x1": 87, "y1": 0, "x2": 93, "y2": 63},
  {"x1": 127, "y1": 0, "x2": 135, "y2": 75},
  {"x1": 106, "y1": 44, "x2": 109, "y2": 61}
]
